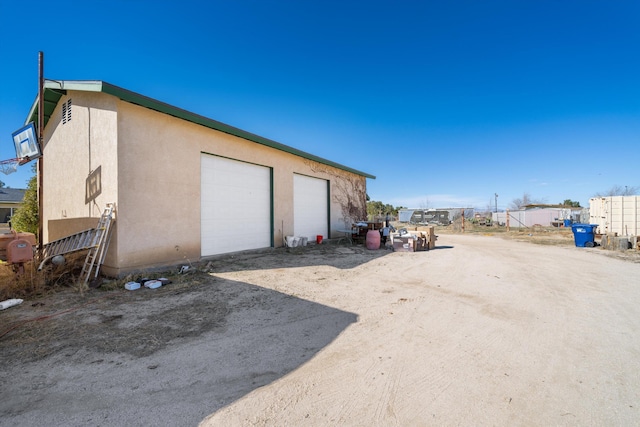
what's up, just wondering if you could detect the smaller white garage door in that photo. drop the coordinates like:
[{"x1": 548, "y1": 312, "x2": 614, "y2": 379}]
[
  {"x1": 201, "y1": 154, "x2": 272, "y2": 256},
  {"x1": 294, "y1": 174, "x2": 328, "y2": 240}
]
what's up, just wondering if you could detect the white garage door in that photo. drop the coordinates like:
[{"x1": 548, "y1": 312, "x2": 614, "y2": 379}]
[
  {"x1": 201, "y1": 154, "x2": 272, "y2": 256},
  {"x1": 294, "y1": 174, "x2": 328, "y2": 240}
]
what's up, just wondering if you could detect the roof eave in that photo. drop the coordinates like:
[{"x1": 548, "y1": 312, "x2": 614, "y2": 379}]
[
  {"x1": 100, "y1": 82, "x2": 376, "y2": 179},
  {"x1": 26, "y1": 80, "x2": 376, "y2": 179}
]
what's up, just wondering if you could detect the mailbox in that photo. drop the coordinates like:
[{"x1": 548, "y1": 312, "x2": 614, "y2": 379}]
[{"x1": 7, "y1": 238, "x2": 34, "y2": 264}]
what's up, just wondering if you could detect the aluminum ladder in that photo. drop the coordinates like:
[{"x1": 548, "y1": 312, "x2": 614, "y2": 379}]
[{"x1": 38, "y1": 203, "x2": 115, "y2": 283}]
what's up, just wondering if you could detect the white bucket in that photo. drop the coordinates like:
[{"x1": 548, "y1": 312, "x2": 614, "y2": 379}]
[
  {"x1": 284, "y1": 236, "x2": 294, "y2": 248},
  {"x1": 300, "y1": 237, "x2": 308, "y2": 246}
]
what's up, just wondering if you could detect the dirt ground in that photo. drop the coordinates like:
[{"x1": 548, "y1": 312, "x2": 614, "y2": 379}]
[{"x1": 1, "y1": 229, "x2": 640, "y2": 426}]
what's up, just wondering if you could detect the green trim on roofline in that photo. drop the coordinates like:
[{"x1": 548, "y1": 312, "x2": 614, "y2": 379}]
[
  {"x1": 26, "y1": 80, "x2": 375, "y2": 180},
  {"x1": 25, "y1": 86, "x2": 66, "y2": 131}
]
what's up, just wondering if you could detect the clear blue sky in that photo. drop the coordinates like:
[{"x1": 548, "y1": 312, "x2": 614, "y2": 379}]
[{"x1": 1, "y1": 0, "x2": 638, "y2": 210}]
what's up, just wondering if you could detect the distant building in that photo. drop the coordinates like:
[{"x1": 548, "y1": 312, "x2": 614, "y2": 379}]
[
  {"x1": 0, "y1": 188, "x2": 26, "y2": 224},
  {"x1": 492, "y1": 205, "x2": 581, "y2": 228},
  {"x1": 398, "y1": 208, "x2": 473, "y2": 225}
]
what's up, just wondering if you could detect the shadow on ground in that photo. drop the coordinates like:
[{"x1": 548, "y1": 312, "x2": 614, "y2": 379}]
[
  {"x1": 0, "y1": 273, "x2": 357, "y2": 426},
  {"x1": 199, "y1": 242, "x2": 398, "y2": 274}
]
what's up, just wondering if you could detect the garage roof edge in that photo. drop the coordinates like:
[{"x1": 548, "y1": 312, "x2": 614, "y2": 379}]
[{"x1": 26, "y1": 80, "x2": 376, "y2": 180}]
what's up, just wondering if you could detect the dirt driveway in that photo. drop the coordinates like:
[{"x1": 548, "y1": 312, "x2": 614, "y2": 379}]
[{"x1": 2, "y1": 233, "x2": 640, "y2": 426}]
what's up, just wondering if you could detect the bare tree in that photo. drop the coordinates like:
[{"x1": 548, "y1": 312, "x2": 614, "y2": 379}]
[
  {"x1": 593, "y1": 185, "x2": 639, "y2": 197},
  {"x1": 304, "y1": 160, "x2": 367, "y2": 226},
  {"x1": 509, "y1": 192, "x2": 546, "y2": 210}
]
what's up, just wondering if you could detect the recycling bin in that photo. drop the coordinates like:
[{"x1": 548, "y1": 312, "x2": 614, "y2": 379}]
[{"x1": 571, "y1": 224, "x2": 597, "y2": 247}]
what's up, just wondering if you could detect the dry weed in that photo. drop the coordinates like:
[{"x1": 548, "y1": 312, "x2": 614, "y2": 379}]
[
  {"x1": 0, "y1": 262, "x2": 44, "y2": 301},
  {"x1": 0, "y1": 252, "x2": 92, "y2": 301}
]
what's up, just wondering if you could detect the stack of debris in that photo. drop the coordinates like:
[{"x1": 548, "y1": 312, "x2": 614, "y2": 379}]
[{"x1": 390, "y1": 227, "x2": 437, "y2": 252}]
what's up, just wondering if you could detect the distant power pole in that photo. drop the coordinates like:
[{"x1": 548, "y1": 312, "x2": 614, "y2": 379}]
[{"x1": 494, "y1": 193, "x2": 498, "y2": 213}]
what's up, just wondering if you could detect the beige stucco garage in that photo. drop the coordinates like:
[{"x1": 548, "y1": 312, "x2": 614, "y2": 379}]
[{"x1": 25, "y1": 81, "x2": 374, "y2": 277}]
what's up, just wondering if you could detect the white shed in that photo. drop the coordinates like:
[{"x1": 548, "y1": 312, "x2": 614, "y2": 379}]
[
  {"x1": 493, "y1": 207, "x2": 574, "y2": 228},
  {"x1": 589, "y1": 196, "x2": 640, "y2": 236}
]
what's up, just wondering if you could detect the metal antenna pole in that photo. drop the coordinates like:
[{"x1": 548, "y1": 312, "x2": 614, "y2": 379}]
[{"x1": 38, "y1": 52, "x2": 44, "y2": 258}]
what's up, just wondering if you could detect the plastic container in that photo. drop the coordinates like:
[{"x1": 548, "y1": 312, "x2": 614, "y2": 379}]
[
  {"x1": 125, "y1": 281, "x2": 140, "y2": 291},
  {"x1": 366, "y1": 229, "x2": 381, "y2": 250},
  {"x1": 144, "y1": 280, "x2": 162, "y2": 289},
  {"x1": 563, "y1": 219, "x2": 572, "y2": 227},
  {"x1": 571, "y1": 223, "x2": 597, "y2": 247},
  {"x1": 316, "y1": 235, "x2": 323, "y2": 244}
]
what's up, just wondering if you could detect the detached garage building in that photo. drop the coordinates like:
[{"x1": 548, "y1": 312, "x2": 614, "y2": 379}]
[{"x1": 26, "y1": 80, "x2": 374, "y2": 276}]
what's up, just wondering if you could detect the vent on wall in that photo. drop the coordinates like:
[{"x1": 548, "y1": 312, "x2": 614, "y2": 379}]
[{"x1": 62, "y1": 99, "x2": 72, "y2": 124}]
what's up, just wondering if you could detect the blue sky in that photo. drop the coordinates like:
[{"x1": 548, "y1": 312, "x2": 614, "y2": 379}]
[{"x1": 1, "y1": 0, "x2": 638, "y2": 210}]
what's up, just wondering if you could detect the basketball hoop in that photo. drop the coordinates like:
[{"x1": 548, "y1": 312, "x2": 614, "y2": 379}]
[
  {"x1": 18, "y1": 156, "x2": 31, "y2": 166},
  {"x1": 0, "y1": 158, "x2": 22, "y2": 175}
]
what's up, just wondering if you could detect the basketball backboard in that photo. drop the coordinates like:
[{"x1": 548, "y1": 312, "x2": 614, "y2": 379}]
[{"x1": 12, "y1": 122, "x2": 41, "y2": 163}]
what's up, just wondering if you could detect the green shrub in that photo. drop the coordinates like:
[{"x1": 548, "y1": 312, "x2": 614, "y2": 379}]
[{"x1": 10, "y1": 164, "x2": 38, "y2": 239}]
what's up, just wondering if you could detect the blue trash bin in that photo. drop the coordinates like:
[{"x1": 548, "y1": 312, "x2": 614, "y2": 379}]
[
  {"x1": 571, "y1": 224, "x2": 597, "y2": 247},
  {"x1": 563, "y1": 219, "x2": 572, "y2": 227}
]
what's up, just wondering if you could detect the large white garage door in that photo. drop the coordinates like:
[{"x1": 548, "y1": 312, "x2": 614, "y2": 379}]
[
  {"x1": 201, "y1": 154, "x2": 272, "y2": 256},
  {"x1": 294, "y1": 174, "x2": 328, "y2": 240}
]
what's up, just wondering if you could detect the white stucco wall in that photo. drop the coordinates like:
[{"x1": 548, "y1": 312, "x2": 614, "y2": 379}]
[{"x1": 42, "y1": 92, "x2": 119, "y2": 272}]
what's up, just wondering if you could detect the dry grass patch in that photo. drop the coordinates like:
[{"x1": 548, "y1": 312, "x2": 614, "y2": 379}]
[
  {"x1": 0, "y1": 252, "x2": 103, "y2": 301},
  {"x1": 396, "y1": 221, "x2": 575, "y2": 247}
]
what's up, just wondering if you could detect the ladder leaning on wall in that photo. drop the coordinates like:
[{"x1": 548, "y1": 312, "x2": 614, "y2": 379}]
[{"x1": 38, "y1": 203, "x2": 115, "y2": 284}]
